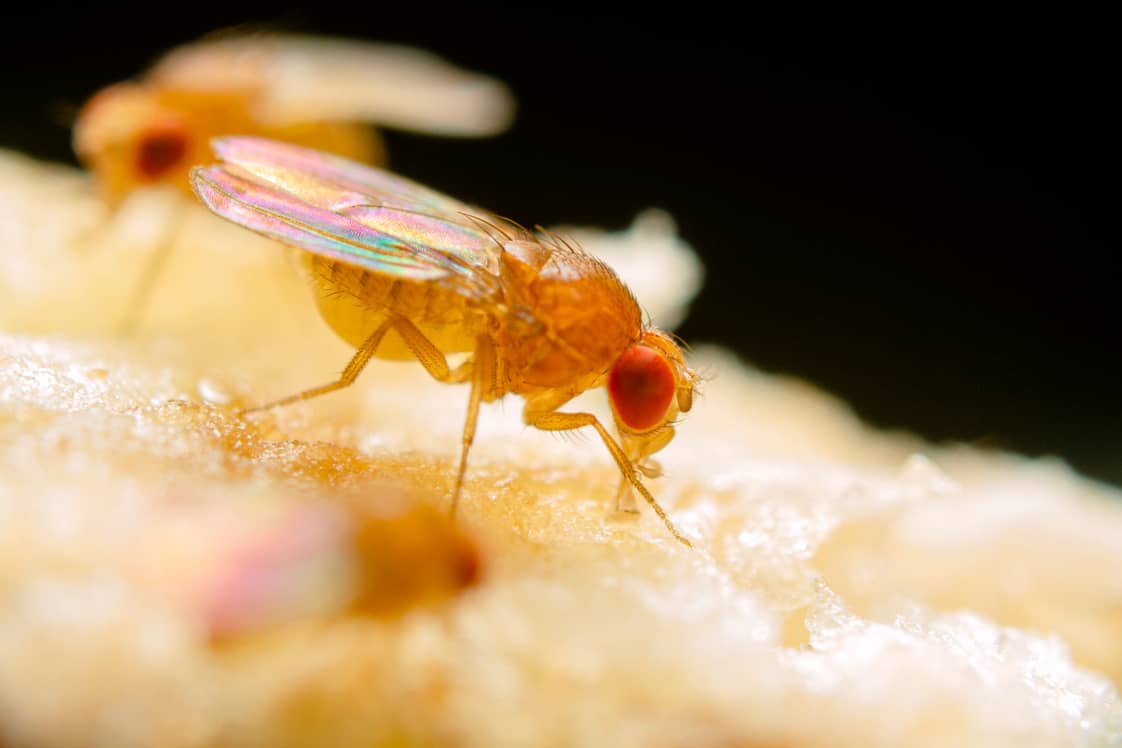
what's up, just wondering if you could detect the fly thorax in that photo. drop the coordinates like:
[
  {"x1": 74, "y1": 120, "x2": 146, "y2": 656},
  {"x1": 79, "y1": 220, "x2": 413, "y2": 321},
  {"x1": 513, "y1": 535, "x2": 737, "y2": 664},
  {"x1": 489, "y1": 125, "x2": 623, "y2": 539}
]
[
  {"x1": 497, "y1": 238, "x2": 642, "y2": 391},
  {"x1": 500, "y1": 240, "x2": 553, "y2": 288},
  {"x1": 494, "y1": 303, "x2": 549, "y2": 389}
]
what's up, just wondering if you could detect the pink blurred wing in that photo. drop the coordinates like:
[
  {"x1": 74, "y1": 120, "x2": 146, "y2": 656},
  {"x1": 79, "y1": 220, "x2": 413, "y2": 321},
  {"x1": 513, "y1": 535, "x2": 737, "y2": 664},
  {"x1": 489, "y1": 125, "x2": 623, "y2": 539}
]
[{"x1": 191, "y1": 137, "x2": 515, "y2": 302}]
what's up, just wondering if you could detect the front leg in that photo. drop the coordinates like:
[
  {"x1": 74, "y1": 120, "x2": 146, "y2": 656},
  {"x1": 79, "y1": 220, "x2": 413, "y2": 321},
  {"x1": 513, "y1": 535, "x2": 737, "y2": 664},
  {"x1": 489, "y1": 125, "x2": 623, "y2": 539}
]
[
  {"x1": 523, "y1": 393, "x2": 691, "y2": 548},
  {"x1": 614, "y1": 426, "x2": 675, "y2": 513}
]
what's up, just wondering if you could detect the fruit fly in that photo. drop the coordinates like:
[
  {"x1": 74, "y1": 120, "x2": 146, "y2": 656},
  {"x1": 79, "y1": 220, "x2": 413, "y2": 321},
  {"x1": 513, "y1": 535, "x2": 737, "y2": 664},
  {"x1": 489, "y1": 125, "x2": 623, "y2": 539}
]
[
  {"x1": 192, "y1": 137, "x2": 697, "y2": 547},
  {"x1": 204, "y1": 497, "x2": 481, "y2": 641},
  {"x1": 73, "y1": 32, "x2": 515, "y2": 331}
]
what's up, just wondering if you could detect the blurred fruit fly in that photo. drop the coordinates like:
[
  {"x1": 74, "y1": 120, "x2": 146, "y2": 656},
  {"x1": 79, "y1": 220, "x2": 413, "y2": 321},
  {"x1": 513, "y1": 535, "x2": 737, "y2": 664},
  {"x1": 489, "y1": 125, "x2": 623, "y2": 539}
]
[
  {"x1": 73, "y1": 32, "x2": 515, "y2": 331},
  {"x1": 204, "y1": 497, "x2": 481, "y2": 641},
  {"x1": 192, "y1": 137, "x2": 697, "y2": 547}
]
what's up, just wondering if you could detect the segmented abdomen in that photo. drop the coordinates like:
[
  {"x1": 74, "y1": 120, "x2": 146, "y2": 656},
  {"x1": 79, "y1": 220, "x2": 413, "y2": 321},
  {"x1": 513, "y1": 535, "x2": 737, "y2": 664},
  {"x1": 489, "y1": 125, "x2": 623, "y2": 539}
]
[{"x1": 305, "y1": 256, "x2": 483, "y2": 360}]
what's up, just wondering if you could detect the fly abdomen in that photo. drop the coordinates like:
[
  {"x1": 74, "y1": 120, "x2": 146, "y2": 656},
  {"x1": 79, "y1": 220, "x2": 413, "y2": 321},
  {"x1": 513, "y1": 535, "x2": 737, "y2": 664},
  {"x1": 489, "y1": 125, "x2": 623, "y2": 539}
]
[{"x1": 308, "y1": 257, "x2": 479, "y2": 358}]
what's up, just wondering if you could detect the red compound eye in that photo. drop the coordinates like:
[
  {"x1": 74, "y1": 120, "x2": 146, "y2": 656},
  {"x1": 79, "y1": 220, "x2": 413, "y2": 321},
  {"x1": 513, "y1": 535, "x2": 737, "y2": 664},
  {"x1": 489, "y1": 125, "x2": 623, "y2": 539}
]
[
  {"x1": 608, "y1": 345, "x2": 676, "y2": 432},
  {"x1": 136, "y1": 125, "x2": 188, "y2": 179}
]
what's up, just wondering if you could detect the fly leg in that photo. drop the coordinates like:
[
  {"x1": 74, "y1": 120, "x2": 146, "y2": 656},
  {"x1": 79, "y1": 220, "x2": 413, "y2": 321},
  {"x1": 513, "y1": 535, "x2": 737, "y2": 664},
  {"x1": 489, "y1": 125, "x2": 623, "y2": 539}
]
[
  {"x1": 450, "y1": 335, "x2": 495, "y2": 517},
  {"x1": 118, "y1": 198, "x2": 186, "y2": 335},
  {"x1": 523, "y1": 394, "x2": 691, "y2": 548},
  {"x1": 615, "y1": 426, "x2": 675, "y2": 512},
  {"x1": 392, "y1": 318, "x2": 497, "y2": 518},
  {"x1": 242, "y1": 315, "x2": 495, "y2": 518},
  {"x1": 242, "y1": 318, "x2": 392, "y2": 414},
  {"x1": 614, "y1": 475, "x2": 639, "y2": 514}
]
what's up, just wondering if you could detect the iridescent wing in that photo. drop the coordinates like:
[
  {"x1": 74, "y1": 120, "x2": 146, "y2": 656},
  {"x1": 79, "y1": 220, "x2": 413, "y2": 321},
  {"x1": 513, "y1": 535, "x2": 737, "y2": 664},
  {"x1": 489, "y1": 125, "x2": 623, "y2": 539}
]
[
  {"x1": 191, "y1": 136, "x2": 519, "y2": 302},
  {"x1": 149, "y1": 33, "x2": 515, "y2": 136}
]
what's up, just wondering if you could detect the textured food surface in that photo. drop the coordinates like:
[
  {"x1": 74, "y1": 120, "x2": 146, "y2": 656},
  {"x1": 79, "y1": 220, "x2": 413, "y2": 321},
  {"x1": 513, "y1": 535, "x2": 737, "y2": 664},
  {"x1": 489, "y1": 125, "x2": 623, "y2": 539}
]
[{"x1": 1, "y1": 150, "x2": 1120, "y2": 747}]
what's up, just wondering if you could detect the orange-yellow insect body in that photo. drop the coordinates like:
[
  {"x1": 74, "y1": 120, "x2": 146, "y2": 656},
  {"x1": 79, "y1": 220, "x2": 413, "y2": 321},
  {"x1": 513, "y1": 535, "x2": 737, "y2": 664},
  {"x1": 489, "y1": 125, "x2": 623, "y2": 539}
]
[
  {"x1": 306, "y1": 255, "x2": 480, "y2": 360},
  {"x1": 311, "y1": 237, "x2": 650, "y2": 398},
  {"x1": 192, "y1": 137, "x2": 697, "y2": 547}
]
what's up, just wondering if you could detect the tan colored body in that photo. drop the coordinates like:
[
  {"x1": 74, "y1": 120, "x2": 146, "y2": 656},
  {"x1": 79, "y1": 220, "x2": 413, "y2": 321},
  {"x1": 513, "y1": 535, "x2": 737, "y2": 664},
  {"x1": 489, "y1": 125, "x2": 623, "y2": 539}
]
[
  {"x1": 190, "y1": 137, "x2": 694, "y2": 546},
  {"x1": 307, "y1": 237, "x2": 643, "y2": 402},
  {"x1": 308, "y1": 256, "x2": 480, "y2": 360},
  {"x1": 279, "y1": 238, "x2": 693, "y2": 547}
]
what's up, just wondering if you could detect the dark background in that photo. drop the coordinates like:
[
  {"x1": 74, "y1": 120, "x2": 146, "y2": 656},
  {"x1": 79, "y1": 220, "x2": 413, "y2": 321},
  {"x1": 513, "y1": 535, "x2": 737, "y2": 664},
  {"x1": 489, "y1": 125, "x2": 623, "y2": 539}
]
[{"x1": 2, "y1": 9, "x2": 1118, "y2": 485}]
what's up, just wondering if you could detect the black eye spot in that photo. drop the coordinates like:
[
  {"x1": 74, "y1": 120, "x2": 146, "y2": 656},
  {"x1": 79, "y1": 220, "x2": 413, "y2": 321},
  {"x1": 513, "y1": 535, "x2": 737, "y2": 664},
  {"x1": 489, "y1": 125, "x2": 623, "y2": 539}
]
[{"x1": 136, "y1": 127, "x2": 187, "y2": 179}]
